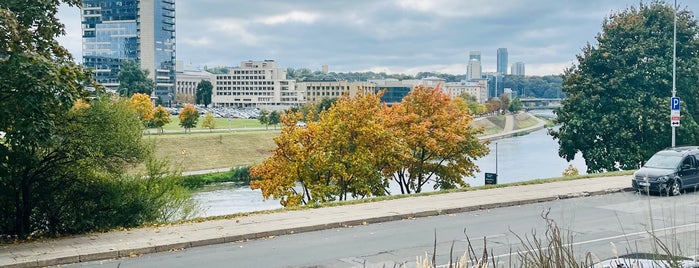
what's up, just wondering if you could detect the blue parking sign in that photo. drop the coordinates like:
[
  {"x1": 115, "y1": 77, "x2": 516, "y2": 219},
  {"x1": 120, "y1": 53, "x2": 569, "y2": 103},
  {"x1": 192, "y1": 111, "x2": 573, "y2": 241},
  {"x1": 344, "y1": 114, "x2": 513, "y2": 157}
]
[{"x1": 672, "y1": 97, "x2": 680, "y2": 111}]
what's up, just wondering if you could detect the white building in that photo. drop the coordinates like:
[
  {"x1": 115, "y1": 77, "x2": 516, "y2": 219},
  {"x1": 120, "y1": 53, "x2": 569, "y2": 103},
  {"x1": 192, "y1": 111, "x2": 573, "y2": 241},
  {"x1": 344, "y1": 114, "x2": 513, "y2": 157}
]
[
  {"x1": 511, "y1": 62, "x2": 526, "y2": 76},
  {"x1": 297, "y1": 80, "x2": 376, "y2": 103},
  {"x1": 467, "y1": 51, "x2": 482, "y2": 81},
  {"x1": 444, "y1": 80, "x2": 488, "y2": 103},
  {"x1": 211, "y1": 60, "x2": 304, "y2": 110},
  {"x1": 175, "y1": 62, "x2": 213, "y2": 104}
]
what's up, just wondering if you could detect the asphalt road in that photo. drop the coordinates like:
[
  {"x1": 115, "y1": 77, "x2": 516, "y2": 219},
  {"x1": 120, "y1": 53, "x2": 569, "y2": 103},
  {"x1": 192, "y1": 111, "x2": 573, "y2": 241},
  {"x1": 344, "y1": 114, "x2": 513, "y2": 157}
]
[{"x1": 63, "y1": 191, "x2": 699, "y2": 268}]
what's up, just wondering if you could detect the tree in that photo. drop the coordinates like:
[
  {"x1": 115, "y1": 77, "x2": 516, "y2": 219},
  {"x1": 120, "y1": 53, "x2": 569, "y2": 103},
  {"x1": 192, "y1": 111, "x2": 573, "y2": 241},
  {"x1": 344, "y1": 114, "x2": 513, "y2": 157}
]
[
  {"x1": 201, "y1": 111, "x2": 216, "y2": 131},
  {"x1": 383, "y1": 85, "x2": 489, "y2": 194},
  {"x1": 258, "y1": 109, "x2": 270, "y2": 129},
  {"x1": 178, "y1": 104, "x2": 199, "y2": 133},
  {"x1": 151, "y1": 105, "x2": 171, "y2": 134},
  {"x1": 499, "y1": 94, "x2": 511, "y2": 114},
  {"x1": 269, "y1": 111, "x2": 281, "y2": 129},
  {"x1": 131, "y1": 93, "x2": 154, "y2": 125},
  {"x1": 195, "y1": 80, "x2": 213, "y2": 107},
  {"x1": 486, "y1": 98, "x2": 501, "y2": 115},
  {"x1": 0, "y1": 0, "x2": 193, "y2": 239},
  {"x1": 550, "y1": 2, "x2": 699, "y2": 173},
  {"x1": 508, "y1": 97, "x2": 523, "y2": 113},
  {"x1": 117, "y1": 60, "x2": 154, "y2": 97}
]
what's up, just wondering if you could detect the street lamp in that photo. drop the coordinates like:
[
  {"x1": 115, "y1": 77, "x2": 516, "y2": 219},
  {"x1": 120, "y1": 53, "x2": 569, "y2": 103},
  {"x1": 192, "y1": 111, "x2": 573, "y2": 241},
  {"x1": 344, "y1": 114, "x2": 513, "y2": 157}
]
[{"x1": 671, "y1": 0, "x2": 677, "y2": 147}]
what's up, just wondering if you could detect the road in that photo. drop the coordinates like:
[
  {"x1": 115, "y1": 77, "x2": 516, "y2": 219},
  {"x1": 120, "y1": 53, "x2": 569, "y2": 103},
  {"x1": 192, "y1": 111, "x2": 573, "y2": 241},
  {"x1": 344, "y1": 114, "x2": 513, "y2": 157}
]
[{"x1": 65, "y1": 191, "x2": 699, "y2": 268}]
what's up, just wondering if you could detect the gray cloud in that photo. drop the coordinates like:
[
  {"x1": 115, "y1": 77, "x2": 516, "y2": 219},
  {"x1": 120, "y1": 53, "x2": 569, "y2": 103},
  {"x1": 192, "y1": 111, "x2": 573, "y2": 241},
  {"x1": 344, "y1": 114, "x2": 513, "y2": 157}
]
[{"x1": 58, "y1": 0, "x2": 698, "y2": 76}]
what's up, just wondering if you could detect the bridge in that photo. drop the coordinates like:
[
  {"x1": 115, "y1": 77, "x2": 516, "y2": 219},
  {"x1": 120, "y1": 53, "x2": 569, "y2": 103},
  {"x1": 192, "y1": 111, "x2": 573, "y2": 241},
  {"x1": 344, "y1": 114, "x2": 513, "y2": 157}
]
[{"x1": 520, "y1": 98, "x2": 562, "y2": 111}]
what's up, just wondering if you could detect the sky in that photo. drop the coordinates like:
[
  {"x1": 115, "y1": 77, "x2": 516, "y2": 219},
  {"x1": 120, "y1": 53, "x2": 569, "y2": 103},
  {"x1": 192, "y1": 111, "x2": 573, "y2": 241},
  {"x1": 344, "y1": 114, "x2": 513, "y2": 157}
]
[{"x1": 57, "y1": 0, "x2": 699, "y2": 76}]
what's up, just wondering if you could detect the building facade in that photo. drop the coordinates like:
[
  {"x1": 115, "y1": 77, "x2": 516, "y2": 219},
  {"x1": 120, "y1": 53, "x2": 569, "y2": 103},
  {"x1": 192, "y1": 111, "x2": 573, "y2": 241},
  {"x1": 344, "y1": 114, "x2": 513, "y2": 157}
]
[
  {"x1": 444, "y1": 81, "x2": 488, "y2": 103},
  {"x1": 81, "y1": 0, "x2": 176, "y2": 104},
  {"x1": 211, "y1": 60, "x2": 303, "y2": 110},
  {"x1": 298, "y1": 81, "x2": 376, "y2": 103},
  {"x1": 467, "y1": 51, "x2": 482, "y2": 81},
  {"x1": 497, "y1": 48, "x2": 508, "y2": 75},
  {"x1": 175, "y1": 69, "x2": 213, "y2": 104},
  {"x1": 511, "y1": 62, "x2": 526, "y2": 76}
]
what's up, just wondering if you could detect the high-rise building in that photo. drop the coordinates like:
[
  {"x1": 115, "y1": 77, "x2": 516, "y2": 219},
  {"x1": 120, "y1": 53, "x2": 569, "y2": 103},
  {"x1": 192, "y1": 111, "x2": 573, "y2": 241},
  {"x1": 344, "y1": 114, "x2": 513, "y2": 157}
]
[
  {"x1": 497, "y1": 48, "x2": 508, "y2": 75},
  {"x1": 467, "y1": 51, "x2": 482, "y2": 81},
  {"x1": 511, "y1": 62, "x2": 526, "y2": 76},
  {"x1": 81, "y1": 0, "x2": 176, "y2": 104}
]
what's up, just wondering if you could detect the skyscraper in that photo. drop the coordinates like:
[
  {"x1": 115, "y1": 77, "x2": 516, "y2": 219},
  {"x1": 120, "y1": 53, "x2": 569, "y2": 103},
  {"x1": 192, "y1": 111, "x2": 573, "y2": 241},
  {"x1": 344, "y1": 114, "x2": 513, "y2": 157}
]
[
  {"x1": 497, "y1": 48, "x2": 508, "y2": 75},
  {"x1": 467, "y1": 51, "x2": 482, "y2": 81},
  {"x1": 81, "y1": 0, "x2": 176, "y2": 104},
  {"x1": 511, "y1": 62, "x2": 526, "y2": 76}
]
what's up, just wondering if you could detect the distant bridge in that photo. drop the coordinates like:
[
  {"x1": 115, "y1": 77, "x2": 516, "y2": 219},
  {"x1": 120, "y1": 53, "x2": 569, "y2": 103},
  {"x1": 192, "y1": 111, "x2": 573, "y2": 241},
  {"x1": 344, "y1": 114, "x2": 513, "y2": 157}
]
[{"x1": 520, "y1": 98, "x2": 562, "y2": 111}]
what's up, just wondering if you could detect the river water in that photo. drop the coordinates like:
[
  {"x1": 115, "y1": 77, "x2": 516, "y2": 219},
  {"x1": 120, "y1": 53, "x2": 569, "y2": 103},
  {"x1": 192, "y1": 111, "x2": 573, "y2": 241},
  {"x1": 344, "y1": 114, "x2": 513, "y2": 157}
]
[{"x1": 192, "y1": 114, "x2": 588, "y2": 217}]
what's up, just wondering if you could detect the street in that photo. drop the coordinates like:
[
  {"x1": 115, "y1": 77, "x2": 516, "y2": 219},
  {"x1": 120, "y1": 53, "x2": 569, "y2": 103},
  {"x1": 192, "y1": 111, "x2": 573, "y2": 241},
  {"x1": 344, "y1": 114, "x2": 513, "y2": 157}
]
[{"x1": 65, "y1": 190, "x2": 699, "y2": 267}]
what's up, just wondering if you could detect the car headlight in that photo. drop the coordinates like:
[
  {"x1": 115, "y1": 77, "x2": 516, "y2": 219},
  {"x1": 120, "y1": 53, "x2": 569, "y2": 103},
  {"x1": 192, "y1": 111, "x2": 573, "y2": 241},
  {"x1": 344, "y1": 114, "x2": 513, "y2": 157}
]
[{"x1": 657, "y1": 176, "x2": 669, "y2": 183}]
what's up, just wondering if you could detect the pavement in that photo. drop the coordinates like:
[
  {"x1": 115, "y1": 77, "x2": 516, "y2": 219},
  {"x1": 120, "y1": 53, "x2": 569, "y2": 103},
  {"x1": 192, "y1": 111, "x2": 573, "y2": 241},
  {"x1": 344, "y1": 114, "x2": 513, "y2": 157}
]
[{"x1": 0, "y1": 175, "x2": 633, "y2": 268}]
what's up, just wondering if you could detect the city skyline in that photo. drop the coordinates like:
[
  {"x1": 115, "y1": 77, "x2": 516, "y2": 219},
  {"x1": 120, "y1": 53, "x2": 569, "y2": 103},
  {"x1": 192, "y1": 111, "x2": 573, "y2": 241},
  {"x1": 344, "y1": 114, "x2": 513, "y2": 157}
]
[{"x1": 57, "y1": 0, "x2": 699, "y2": 76}]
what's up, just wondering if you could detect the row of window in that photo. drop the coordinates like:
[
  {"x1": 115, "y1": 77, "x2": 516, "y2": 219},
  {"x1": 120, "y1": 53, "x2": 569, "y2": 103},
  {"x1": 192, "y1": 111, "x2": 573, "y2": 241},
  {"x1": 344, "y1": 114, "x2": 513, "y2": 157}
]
[
  {"x1": 217, "y1": 87, "x2": 275, "y2": 91},
  {"x1": 216, "y1": 80, "x2": 275, "y2": 85},
  {"x1": 216, "y1": 76, "x2": 267, "y2": 80},
  {"x1": 216, "y1": 92, "x2": 274, "y2": 96}
]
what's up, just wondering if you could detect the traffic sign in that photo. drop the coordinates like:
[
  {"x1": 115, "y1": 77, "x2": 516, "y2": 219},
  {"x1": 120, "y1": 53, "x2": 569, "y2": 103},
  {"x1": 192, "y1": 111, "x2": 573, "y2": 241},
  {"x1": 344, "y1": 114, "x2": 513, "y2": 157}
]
[
  {"x1": 671, "y1": 97, "x2": 681, "y2": 127},
  {"x1": 672, "y1": 97, "x2": 680, "y2": 111}
]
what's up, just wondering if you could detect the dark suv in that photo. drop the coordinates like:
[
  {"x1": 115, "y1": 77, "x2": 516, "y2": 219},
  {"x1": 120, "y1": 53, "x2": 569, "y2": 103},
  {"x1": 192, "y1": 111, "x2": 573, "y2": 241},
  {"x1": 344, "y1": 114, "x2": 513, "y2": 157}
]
[{"x1": 632, "y1": 146, "x2": 699, "y2": 196}]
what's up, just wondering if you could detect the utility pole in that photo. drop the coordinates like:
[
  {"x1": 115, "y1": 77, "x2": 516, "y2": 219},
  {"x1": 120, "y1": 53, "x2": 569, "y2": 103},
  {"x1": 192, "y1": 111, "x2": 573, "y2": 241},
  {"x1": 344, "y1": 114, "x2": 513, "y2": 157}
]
[{"x1": 672, "y1": 0, "x2": 677, "y2": 147}]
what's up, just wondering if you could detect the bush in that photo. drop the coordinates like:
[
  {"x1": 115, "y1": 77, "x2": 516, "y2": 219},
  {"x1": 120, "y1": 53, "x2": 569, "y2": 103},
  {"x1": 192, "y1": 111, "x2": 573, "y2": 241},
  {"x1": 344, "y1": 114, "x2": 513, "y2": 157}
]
[{"x1": 181, "y1": 166, "x2": 253, "y2": 189}]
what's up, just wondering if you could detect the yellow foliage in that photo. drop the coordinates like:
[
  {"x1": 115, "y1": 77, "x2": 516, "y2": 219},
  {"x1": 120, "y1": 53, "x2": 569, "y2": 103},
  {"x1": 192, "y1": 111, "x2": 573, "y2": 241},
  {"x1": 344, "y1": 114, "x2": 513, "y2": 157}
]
[
  {"x1": 130, "y1": 93, "x2": 154, "y2": 122},
  {"x1": 562, "y1": 164, "x2": 579, "y2": 177}
]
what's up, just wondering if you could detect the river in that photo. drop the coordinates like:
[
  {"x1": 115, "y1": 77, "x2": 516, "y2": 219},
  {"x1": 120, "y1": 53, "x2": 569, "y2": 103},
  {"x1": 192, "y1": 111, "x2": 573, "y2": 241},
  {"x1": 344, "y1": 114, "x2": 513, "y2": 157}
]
[{"x1": 192, "y1": 115, "x2": 588, "y2": 217}]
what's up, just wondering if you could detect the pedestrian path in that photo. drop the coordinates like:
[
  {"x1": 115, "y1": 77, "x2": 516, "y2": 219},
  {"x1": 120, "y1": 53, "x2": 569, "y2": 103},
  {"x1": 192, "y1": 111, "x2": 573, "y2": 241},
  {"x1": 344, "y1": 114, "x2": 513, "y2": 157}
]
[{"x1": 0, "y1": 175, "x2": 631, "y2": 268}]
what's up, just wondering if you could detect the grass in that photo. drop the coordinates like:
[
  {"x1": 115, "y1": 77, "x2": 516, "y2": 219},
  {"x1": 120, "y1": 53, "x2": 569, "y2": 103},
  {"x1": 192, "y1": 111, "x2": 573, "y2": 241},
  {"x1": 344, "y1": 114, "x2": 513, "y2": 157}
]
[
  {"x1": 514, "y1": 115, "x2": 539, "y2": 130},
  {"x1": 145, "y1": 131, "x2": 279, "y2": 172},
  {"x1": 486, "y1": 115, "x2": 506, "y2": 129}
]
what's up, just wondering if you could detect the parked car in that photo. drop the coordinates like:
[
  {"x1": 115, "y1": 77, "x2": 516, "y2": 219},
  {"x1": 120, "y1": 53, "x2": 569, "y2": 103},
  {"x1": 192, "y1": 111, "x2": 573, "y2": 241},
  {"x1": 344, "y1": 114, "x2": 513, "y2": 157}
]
[
  {"x1": 632, "y1": 146, "x2": 699, "y2": 196},
  {"x1": 591, "y1": 253, "x2": 699, "y2": 267}
]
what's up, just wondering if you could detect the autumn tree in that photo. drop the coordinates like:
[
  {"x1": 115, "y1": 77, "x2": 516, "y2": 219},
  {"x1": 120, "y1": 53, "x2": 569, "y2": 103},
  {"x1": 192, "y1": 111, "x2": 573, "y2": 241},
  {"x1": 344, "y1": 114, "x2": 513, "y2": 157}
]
[
  {"x1": 499, "y1": 94, "x2": 511, "y2": 114},
  {"x1": 550, "y1": 2, "x2": 699, "y2": 172},
  {"x1": 201, "y1": 111, "x2": 216, "y2": 131},
  {"x1": 251, "y1": 93, "x2": 394, "y2": 205},
  {"x1": 118, "y1": 60, "x2": 154, "y2": 97},
  {"x1": 486, "y1": 98, "x2": 501, "y2": 115},
  {"x1": 179, "y1": 104, "x2": 199, "y2": 133},
  {"x1": 383, "y1": 85, "x2": 489, "y2": 194},
  {"x1": 151, "y1": 105, "x2": 171, "y2": 134},
  {"x1": 131, "y1": 93, "x2": 154, "y2": 125},
  {"x1": 195, "y1": 80, "x2": 213, "y2": 107}
]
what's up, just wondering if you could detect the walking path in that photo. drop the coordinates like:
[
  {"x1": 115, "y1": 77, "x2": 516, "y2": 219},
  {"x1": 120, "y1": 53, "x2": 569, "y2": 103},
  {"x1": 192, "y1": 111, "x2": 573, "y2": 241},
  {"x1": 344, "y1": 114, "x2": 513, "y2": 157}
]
[{"x1": 0, "y1": 175, "x2": 632, "y2": 268}]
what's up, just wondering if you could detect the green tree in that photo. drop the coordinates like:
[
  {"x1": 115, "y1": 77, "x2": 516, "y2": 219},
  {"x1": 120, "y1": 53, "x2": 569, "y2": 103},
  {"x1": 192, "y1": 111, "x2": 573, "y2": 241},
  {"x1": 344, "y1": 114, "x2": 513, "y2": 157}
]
[
  {"x1": 118, "y1": 60, "x2": 154, "y2": 97},
  {"x1": 179, "y1": 104, "x2": 199, "y2": 133},
  {"x1": 201, "y1": 111, "x2": 216, "y2": 131},
  {"x1": 151, "y1": 105, "x2": 171, "y2": 134},
  {"x1": 258, "y1": 109, "x2": 270, "y2": 129},
  {"x1": 269, "y1": 111, "x2": 281, "y2": 129},
  {"x1": 550, "y1": 2, "x2": 699, "y2": 173},
  {"x1": 195, "y1": 80, "x2": 213, "y2": 107},
  {"x1": 508, "y1": 97, "x2": 523, "y2": 113}
]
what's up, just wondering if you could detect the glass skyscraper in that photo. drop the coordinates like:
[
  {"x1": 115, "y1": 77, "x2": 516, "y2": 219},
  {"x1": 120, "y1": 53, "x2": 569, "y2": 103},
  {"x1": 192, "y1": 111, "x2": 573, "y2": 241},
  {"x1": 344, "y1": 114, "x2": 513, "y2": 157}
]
[
  {"x1": 82, "y1": 0, "x2": 176, "y2": 104},
  {"x1": 497, "y1": 48, "x2": 508, "y2": 75}
]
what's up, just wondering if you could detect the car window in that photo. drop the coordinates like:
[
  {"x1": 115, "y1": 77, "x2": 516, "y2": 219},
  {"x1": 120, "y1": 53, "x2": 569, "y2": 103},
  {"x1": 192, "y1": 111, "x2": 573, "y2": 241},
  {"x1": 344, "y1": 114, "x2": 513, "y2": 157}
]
[{"x1": 644, "y1": 154, "x2": 682, "y2": 169}]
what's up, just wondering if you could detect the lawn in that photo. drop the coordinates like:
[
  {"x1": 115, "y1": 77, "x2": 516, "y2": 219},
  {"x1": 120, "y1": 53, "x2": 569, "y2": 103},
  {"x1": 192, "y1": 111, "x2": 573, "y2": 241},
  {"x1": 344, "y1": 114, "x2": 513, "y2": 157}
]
[{"x1": 145, "y1": 130, "x2": 279, "y2": 172}]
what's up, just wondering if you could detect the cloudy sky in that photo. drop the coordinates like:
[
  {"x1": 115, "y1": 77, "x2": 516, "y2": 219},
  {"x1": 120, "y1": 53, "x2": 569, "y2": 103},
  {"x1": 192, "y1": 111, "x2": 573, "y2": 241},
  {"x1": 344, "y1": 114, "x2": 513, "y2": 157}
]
[{"x1": 57, "y1": 0, "x2": 699, "y2": 76}]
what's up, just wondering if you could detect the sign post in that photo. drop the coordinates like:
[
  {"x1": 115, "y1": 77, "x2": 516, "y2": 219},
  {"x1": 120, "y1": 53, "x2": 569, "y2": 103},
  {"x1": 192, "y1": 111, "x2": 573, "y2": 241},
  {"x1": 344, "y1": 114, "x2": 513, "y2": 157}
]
[{"x1": 671, "y1": 97, "x2": 680, "y2": 128}]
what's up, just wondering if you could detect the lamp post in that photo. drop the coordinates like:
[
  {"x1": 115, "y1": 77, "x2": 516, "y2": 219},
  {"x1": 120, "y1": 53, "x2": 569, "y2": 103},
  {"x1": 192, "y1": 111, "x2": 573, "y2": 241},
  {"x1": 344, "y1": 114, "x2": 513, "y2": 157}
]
[{"x1": 671, "y1": 0, "x2": 677, "y2": 147}]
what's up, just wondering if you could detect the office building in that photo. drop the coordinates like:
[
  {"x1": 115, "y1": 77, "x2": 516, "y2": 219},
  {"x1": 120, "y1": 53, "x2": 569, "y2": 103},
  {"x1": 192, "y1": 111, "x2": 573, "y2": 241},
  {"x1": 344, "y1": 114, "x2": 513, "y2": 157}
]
[
  {"x1": 298, "y1": 81, "x2": 375, "y2": 103},
  {"x1": 511, "y1": 62, "x2": 526, "y2": 76},
  {"x1": 444, "y1": 81, "x2": 488, "y2": 103},
  {"x1": 497, "y1": 48, "x2": 508, "y2": 75},
  {"x1": 467, "y1": 51, "x2": 482, "y2": 81},
  {"x1": 211, "y1": 60, "x2": 303, "y2": 110},
  {"x1": 175, "y1": 61, "x2": 213, "y2": 104},
  {"x1": 81, "y1": 0, "x2": 176, "y2": 104}
]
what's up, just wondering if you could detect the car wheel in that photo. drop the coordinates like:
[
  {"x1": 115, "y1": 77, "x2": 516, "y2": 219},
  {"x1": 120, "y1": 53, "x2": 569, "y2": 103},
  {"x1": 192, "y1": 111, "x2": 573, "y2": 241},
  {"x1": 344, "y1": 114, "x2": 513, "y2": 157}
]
[{"x1": 669, "y1": 180, "x2": 681, "y2": 196}]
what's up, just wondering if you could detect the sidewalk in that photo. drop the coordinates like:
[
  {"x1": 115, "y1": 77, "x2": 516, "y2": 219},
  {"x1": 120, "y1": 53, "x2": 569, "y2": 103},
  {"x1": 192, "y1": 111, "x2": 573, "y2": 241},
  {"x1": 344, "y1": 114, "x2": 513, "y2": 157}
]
[{"x1": 0, "y1": 175, "x2": 632, "y2": 268}]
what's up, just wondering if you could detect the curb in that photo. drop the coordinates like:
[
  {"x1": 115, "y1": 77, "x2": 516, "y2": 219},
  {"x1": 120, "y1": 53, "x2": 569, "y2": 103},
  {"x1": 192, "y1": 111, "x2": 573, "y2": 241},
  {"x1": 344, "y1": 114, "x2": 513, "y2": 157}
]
[{"x1": 2, "y1": 187, "x2": 633, "y2": 268}]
